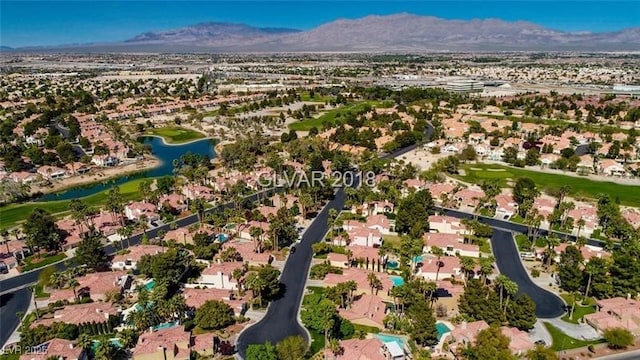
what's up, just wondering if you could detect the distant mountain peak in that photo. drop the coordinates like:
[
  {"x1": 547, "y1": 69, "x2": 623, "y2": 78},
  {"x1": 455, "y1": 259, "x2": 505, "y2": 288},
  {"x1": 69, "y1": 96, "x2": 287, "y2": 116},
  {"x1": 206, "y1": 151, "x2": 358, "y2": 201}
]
[
  {"x1": 9, "y1": 13, "x2": 640, "y2": 52},
  {"x1": 125, "y1": 22, "x2": 300, "y2": 43}
]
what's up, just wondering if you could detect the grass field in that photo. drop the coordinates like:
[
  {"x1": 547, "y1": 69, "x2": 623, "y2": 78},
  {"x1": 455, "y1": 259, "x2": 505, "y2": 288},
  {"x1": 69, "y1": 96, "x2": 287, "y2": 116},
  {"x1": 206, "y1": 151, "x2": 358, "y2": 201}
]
[
  {"x1": 543, "y1": 322, "x2": 603, "y2": 351},
  {"x1": 456, "y1": 163, "x2": 640, "y2": 207},
  {"x1": 146, "y1": 126, "x2": 205, "y2": 143},
  {"x1": 21, "y1": 253, "x2": 67, "y2": 272},
  {"x1": 299, "y1": 91, "x2": 334, "y2": 103},
  {"x1": 289, "y1": 101, "x2": 382, "y2": 131},
  {"x1": 0, "y1": 177, "x2": 150, "y2": 230}
]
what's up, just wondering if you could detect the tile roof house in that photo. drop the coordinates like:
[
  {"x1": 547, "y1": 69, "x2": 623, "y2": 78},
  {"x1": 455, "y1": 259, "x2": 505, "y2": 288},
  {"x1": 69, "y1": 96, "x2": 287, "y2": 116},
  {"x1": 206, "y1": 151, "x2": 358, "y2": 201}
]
[
  {"x1": 324, "y1": 338, "x2": 406, "y2": 360},
  {"x1": 111, "y1": 245, "x2": 165, "y2": 271},
  {"x1": 19, "y1": 338, "x2": 87, "y2": 360},
  {"x1": 417, "y1": 256, "x2": 464, "y2": 281},
  {"x1": 124, "y1": 201, "x2": 159, "y2": 222},
  {"x1": 447, "y1": 321, "x2": 534, "y2": 355},
  {"x1": 423, "y1": 233, "x2": 479, "y2": 258},
  {"x1": 49, "y1": 271, "x2": 131, "y2": 303},
  {"x1": 338, "y1": 293, "x2": 388, "y2": 329},
  {"x1": 182, "y1": 288, "x2": 245, "y2": 317},
  {"x1": 30, "y1": 302, "x2": 119, "y2": 328},
  {"x1": 324, "y1": 268, "x2": 393, "y2": 297},
  {"x1": 132, "y1": 325, "x2": 191, "y2": 360},
  {"x1": 428, "y1": 215, "x2": 469, "y2": 236},
  {"x1": 196, "y1": 262, "x2": 245, "y2": 290},
  {"x1": 585, "y1": 297, "x2": 640, "y2": 336}
]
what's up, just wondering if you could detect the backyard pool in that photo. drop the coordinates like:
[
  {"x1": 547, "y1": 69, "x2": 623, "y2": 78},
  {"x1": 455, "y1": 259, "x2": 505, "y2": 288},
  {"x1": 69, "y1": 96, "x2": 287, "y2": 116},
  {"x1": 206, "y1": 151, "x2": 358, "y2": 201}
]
[
  {"x1": 386, "y1": 260, "x2": 399, "y2": 269},
  {"x1": 217, "y1": 233, "x2": 228, "y2": 242},
  {"x1": 144, "y1": 279, "x2": 156, "y2": 290},
  {"x1": 413, "y1": 255, "x2": 423, "y2": 263},
  {"x1": 153, "y1": 321, "x2": 178, "y2": 331},
  {"x1": 390, "y1": 275, "x2": 404, "y2": 287},
  {"x1": 436, "y1": 322, "x2": 451, "y2": 340},
  {"x1": 376, "y1": 334, "x2": 406, "y2": 349},
  {"x1": 91, "y1": 339, "x2": 122, "y2": 351}
]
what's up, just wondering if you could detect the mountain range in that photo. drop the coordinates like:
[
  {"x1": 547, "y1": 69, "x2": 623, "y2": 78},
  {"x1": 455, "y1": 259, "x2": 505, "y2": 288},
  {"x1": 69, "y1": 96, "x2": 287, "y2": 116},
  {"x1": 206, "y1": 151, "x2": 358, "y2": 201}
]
[{"x1": 6, "y1": 14, "x2": 640, "y2": 52}]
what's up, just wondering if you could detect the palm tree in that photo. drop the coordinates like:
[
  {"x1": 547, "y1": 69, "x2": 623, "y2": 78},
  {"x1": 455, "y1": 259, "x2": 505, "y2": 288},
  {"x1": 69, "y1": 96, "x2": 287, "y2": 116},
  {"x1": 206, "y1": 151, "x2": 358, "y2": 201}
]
[
  {"x1": 327, "y1": 208, "x2": 338, "y2": 239},
  {"x1": 138, "y1": 214, "x2": 149, "y2": 237},
  {"x1": 431, "y1": 246, "x2": 445, "y2": 281},
  {"x1": 459, "y1": 256, "x2": 477, "y2": 285},
  {"x1": 478, "y1": 256, "x2": 495, "y2": 285},
  {"x1": 232, "y1": 267, "x2": 244, "y2": 296},
  {"x1": 544, "y1": 234, "x2": 560, "y2": 267},
  {"x1": 367, "y1": 272, "x2": 382, "y2": 295},
  {"x1": 76, "y1": 333, "x2": 93, "y2": 354},
  {"x1": 67, "y1": 278, "x2": 80, "y2": 300},
  {"x1": 557, "y1": 185, "x2": 572, "y2": 206},
  {"x1": 94, "y1": 341, "x2": 126, "y2": 360},
  {"x1": 494, "y1": 274, "x2": 509, "y2": 309},
  {"x1": 299, "y1": 192, "x2": 314, "y2": 219},
  {"x1": 189, "y1": 197, "x2": 206, "y2": 227},
  {"x1": 576, "y1": 218, "x2": 586, "y2": 238},
  {"x1": 117, "y1": 225, "x2": 133, "y2": 249},
  {"x1": 503, "y1": 279, "x2": 519, "y2": 312},
  {"x1": 249, "y1": 226, "x2": 263, "y2": 253},
  {"x1": 323, "y1": 317, "x2": 334, "y2": 359}
]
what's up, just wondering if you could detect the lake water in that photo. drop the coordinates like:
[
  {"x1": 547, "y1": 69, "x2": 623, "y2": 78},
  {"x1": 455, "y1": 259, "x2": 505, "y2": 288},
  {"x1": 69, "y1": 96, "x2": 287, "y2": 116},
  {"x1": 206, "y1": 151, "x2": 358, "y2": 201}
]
[{"x1": 38, "y1": 136, "x2": 217, "y2": 201}]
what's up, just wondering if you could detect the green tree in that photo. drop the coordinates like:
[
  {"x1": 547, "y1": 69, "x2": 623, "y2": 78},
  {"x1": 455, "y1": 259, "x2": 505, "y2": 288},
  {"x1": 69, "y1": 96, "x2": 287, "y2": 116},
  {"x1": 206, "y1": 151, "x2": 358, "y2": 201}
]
[
  {"x1": 23, "y1": 208, "x2": 63, "y2": 253},
  {"x1": 395, "y1": 189, "x2": 434, "y2": 236},
  {"x1": 189, "y1": 197, "x2": 207, "y2": 227},
  {"x1": 583, "y1": 257, "x2": 612, "y2": 299},
  {"x1": 245, "y1": 342, "x2": 278, "y2": 360},
  {"x1": 603, "y1": 328, "x2": 634, "y2": 349},
  {"x1": 525, "y1": 345, "x2": 558, "y2": 360},
  {"x1": 506, "y1": 295, "x2": 537, "y2": 331},
  {"x1": 609, "y1": 240, "x2": 640, "y2": 297},
  {"x1": 106, "y1": 186, "x2": 125, "y2": 225},
  {"x1": 407, "y1": 299, "x2": 439, "y2": 347},
  {"x1": 464, "y1": 326, "x2": 516, "y2": 360},
  {"x1": 195, "y1": 300, "x2": 235, "y2": 330},
  {"x1": 513, "y1": 178, "x2": 540, "y2": 217},
  {"x1": 558, "y1": 245, "x2": 584, "y2": 292},
  {"x1": 75, "y1": 233, "x2": 107, "y2": 270},
  {"x1": 276, "y1": 335, "x2": 307, "y2": 360}
]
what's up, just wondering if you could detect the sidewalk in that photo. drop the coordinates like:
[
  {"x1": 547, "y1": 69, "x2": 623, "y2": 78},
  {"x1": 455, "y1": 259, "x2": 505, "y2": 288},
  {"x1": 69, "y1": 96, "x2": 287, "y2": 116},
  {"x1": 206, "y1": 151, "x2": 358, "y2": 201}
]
[{"x1": 544, "y1": 317, "x2": 601, "y2": 341}]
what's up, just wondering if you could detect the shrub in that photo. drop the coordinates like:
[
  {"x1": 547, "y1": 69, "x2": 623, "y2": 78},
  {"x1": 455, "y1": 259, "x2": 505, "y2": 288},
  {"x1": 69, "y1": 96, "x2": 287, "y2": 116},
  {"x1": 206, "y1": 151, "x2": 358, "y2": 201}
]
[{"x1": 603, "y1": 328, "x2": 634, "y2": 349}]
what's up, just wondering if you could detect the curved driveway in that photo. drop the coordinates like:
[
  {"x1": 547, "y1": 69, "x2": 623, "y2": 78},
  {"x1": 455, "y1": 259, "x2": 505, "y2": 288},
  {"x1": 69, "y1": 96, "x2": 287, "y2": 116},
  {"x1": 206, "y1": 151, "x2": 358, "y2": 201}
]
[{"x1": 491, "y1": 229, "x2": 565, "y2": 318}]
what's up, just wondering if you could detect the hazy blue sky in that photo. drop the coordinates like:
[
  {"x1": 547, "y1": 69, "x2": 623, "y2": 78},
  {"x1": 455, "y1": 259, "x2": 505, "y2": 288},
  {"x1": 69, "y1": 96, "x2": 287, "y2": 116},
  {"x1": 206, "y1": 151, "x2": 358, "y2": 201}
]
[{"x1": 1, "y1": 1, "x2": 639, "y2": 47}]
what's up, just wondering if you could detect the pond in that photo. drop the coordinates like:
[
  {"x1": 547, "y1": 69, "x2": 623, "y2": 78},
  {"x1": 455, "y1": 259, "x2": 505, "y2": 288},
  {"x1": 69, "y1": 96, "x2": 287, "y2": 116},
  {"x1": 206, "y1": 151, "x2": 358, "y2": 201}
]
[{"x1": 38, "y1": 136, "x2": 218, "y2": 201}]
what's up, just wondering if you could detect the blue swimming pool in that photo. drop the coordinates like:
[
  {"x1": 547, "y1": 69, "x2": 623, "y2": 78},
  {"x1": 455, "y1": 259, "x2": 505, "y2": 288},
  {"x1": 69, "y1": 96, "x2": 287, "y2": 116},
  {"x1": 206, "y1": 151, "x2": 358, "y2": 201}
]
[
  {"x1": 390, "y1": 275, "x2": 404, "y2": 287},
  {"x1": 91, "y1": 339, "x2": 122, "y2": 351},
  {"x1": 217, "y1": 233, "x2": 228, "y2": 242},
  {"x1": 413, "y1": 255, "x2": 423, "y2": 263},
  {"x1": 387, "y1": 260, "x2": 399, "y2": 269},
  {"x1": 144, "y1": 279, "x2": 156, "y2": 290},
  {"x1": 153, "y1": 321, "x2": 178, "y2": 331},
  {"x1": 376, "y1": 334, "x2": 405, "y2": 348},
  {"x1": 436, "y1": 322, "x2": 451, "y2": 340}
]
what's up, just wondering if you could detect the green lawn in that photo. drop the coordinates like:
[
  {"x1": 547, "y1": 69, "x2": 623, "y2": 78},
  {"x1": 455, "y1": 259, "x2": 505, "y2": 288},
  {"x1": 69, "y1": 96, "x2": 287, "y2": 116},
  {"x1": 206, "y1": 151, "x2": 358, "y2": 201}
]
[
  {"x1": 456, "y1": 163, "x2": 640, "y2": 207},
  {"x1": 289, "y1": 101, "x2": 381, "y2": 131},
  {"x1": 561, "y1": 304, "x2": 596, "y2": 324},
  {"x1": 515, "y1": 234, "x2": 532, "y2": 251},
  {"x1": 21, "y1": 253, "x2": 67, "y2": 272},
  {"x1": 0, "y1": 353, "x2": 20, "y2": 360},
  {"x1": 33, "y1": 283, "x2": 50, "y2": 298},
  {"x1": 300, "y1": 91, "x2": 334, "y2": 103},
  {"x1": 543, "y1": 322, "x2": 603, "y2": 351},
  {"x1": 0, "y1": 177, "x2": 150, "y2": 230},
  {"x1": 146, "y1": 126, "x2": 205, "y2": 143}
]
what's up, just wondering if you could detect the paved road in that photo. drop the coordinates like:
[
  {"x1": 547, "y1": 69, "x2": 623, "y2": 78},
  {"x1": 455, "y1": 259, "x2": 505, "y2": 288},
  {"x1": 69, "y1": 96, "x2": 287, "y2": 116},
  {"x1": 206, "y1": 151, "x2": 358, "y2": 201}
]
[
  {"x1": 236, "y1": 184, "x2": 350, "y2": 358},
  {"x1": 0, "y1": 188, "x2": 280, "y2": 348},
  {"x1": 491, "y1": 229, "x2": 565, "y2": 318},
  {"x1": 594, "y1": 350, "x2": 640, "y2": 359},
  {"x1": 0, "y1": 289, "x2": 30, "y2": 347}
]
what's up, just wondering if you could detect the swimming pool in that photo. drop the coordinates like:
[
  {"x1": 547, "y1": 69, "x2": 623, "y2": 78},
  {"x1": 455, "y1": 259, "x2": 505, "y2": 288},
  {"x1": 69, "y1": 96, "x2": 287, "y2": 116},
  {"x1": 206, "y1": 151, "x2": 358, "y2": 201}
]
[
  {"x1": 91, "y1": 339, "x2": 122, "y2": 351},
  {"x1": 144, "y1": 279, "x2": 156, "y2": 290},
  {"x1": 413, "y1": 255, "x2": 423, "y2": 263},
  {"x1": 390, "y1": 275, "x2": 404, "y2": 287},
  {"x1": 217, "y1": 233, "x2": 228, "y2": 242},
  {"x1": 436, "y1": 322, "x2": 451, "y2": 340},
  {"x1": 375, "y1": 334, "x2": 405, "y2": 348},
  {"x1": 386, "y1": 260, "x2": 399, "y2": 269},
  {"x1": 153, "y1": 321, "x2": 178, "y2": 331}
]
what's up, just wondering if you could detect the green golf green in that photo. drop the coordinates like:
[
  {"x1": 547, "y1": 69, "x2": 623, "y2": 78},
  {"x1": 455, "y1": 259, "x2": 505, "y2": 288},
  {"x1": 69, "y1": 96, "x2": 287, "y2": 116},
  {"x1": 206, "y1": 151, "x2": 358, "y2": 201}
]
[{"x1": 455, "y1": 163, "x2": 640, "y2": 207}]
